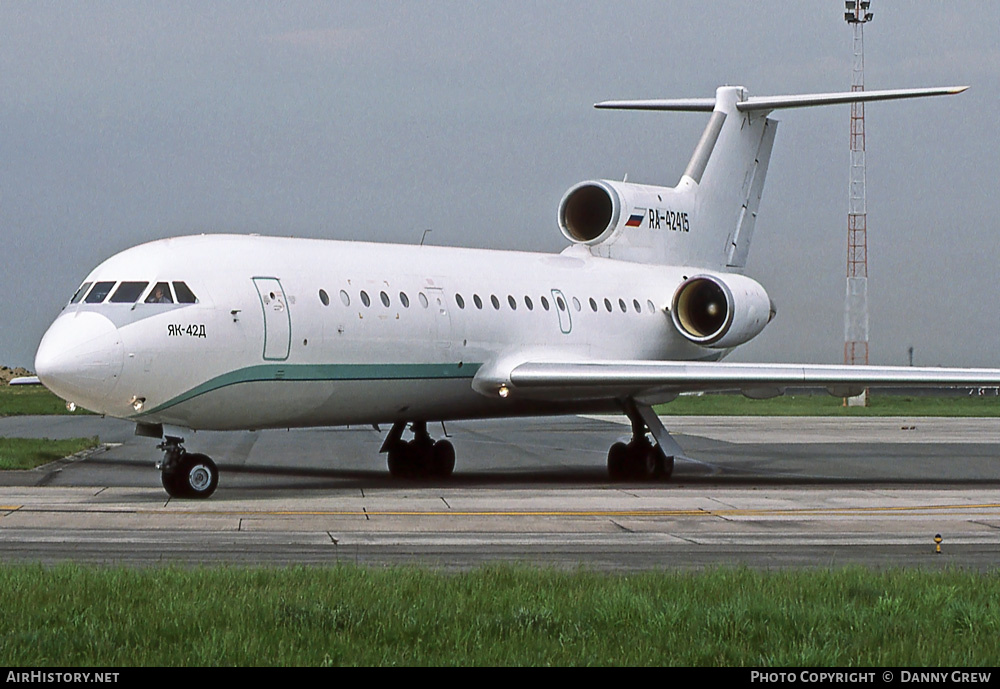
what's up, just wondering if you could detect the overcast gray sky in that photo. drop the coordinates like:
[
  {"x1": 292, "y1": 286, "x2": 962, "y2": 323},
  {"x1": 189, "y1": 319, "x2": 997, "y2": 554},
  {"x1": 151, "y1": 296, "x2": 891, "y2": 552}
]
[{"x1": 3, "y1": 1, "x2": 997, "y2": 370}]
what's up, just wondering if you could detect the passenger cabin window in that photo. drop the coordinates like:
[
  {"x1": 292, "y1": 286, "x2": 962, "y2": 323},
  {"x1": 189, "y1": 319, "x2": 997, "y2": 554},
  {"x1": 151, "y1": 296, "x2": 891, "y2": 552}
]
[
  {"x1": 70, "y1": 282, "x2": 92, "y2": 304},
  {"x1": 145, "y1": 282, "x2": 173, "y2": 304},
  {"x1": 173, "y1": 282, "x2": 198, "y2": 304},
  {"x1": 84, "y1": 281, "x2": 115, "y2": 304},
  {"x1": 319, "y1": 289, "x2": 330, "y2": 306},
  {"x1": 399, "y1": 292, "x2": 409, "y2": 308},
  {"x1": 110, "y1": 281, "x2": 149, "y2": 303}
]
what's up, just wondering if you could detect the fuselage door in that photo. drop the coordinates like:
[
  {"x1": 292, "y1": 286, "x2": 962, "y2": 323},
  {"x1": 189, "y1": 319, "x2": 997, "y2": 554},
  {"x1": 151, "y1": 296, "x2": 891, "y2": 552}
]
[
  {"x1": 424, "y1": 286, "x2": 452, "y2": 349},
  {"x1": 551, "y1": 289, "x2": 572, "y2": 334},
  {"x1": 253, "y1": 277, "x2": 291, "y2": 361}
]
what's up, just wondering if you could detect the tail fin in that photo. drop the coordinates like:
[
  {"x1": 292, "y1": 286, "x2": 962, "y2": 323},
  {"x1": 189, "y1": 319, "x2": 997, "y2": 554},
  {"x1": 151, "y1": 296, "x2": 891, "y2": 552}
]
[{"x1": 592, "y1": 86, "x2": 966, "y2": 270}]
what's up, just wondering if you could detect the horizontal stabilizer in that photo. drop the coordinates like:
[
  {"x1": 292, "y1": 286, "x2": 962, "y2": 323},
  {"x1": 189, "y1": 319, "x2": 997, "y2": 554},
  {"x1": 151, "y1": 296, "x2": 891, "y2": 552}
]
[
  {"x1": 595, "y1": 86, "x2": 967, "y2": 114},
  {"x1": 595, "y1": 98, "x2": 715, "y2": 112},
  {"x1": 736, "y1": 86, "x2": 968, "y2": 112}
]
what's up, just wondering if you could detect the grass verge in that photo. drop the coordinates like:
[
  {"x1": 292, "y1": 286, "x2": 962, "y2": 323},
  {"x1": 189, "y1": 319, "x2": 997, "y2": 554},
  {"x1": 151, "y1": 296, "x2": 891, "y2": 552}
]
[
  {"x1": 0, "y1": 385, "x2": 85, "y2": 417},
  {"x1": 0, "y1": 437, "x2": 99, "y2": 470},
  {"x1": 0, "y1": 564, "x2": 997, "y2": 666}
]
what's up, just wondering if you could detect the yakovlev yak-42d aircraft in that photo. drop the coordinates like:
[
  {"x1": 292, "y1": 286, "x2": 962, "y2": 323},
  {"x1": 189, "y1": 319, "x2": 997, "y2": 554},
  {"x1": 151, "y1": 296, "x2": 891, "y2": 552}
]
[{"x1": 34, "y1": 84, "x2": 1000, "y2": 498}]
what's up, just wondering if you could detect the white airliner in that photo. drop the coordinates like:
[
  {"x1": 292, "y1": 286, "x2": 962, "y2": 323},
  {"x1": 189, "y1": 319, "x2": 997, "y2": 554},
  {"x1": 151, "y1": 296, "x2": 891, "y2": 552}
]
[{"x1": 33, "y1": 85, "x2": 1000, "y2": 499}]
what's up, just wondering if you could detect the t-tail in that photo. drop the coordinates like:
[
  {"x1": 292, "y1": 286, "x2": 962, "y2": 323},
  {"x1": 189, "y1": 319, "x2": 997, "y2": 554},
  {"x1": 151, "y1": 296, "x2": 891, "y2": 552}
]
[{"x1": 557, "y1": 85, "x2": 966, "y2": 270}]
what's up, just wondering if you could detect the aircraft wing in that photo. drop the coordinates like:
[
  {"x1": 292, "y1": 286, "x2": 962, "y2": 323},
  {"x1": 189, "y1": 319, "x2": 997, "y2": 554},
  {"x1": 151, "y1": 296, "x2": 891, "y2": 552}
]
[
  {"x1": 8, "y1": 376, "x2": 41, "y2": 386},
  {"x1": 494, "y1": 360, "x2": 1000, "y2": 403}
]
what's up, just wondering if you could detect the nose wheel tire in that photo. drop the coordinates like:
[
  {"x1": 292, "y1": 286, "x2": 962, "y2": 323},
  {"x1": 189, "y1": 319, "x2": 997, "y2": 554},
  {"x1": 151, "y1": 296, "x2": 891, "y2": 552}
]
[{"x1": 162, "y1": 452, "x2": 218, "y2": 499}]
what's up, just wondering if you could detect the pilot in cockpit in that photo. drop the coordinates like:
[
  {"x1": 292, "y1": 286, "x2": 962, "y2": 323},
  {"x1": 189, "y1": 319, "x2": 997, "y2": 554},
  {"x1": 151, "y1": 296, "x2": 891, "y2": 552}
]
[{"x1": 146, "y1": 283, "x2": 173, "y2": 304}]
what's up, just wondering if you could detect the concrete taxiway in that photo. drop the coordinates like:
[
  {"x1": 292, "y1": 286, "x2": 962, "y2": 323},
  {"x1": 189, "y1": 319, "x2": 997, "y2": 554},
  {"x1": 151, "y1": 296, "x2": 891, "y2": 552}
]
[{"x1": 1, "y1": 414, "x2": 999, "y2": 569}]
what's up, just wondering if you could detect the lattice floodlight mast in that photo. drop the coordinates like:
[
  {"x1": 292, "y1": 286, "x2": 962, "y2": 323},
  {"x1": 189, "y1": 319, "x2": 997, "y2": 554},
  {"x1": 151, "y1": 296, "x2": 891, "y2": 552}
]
[{"x1": 844, "y1": 0, "x2": 873, "y2": 406}]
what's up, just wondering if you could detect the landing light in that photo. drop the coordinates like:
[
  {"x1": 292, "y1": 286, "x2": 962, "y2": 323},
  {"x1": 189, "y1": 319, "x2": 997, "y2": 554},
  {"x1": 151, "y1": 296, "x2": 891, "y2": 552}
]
[
  {"x1": 65, "y1": 402, "x2": 76, "y2": 412},
  {"x1": 498, "y1": 384, "x2": 510, "y2": 399},
  {"x1": 129, "y1": 396, "x2": 146, "y2": 412}
]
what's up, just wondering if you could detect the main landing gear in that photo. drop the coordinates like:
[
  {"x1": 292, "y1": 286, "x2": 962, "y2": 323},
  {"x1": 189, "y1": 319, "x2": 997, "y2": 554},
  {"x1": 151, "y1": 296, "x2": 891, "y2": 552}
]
[
  {"x1": 606, "y1": 400, "x2": 682, "y2": 482},
  {"x1": 157, "y1": 437, "x2": 219, "y2": 499},
  {"x1": 380, "y1": 421, "x2": 456, "y2": 479}
]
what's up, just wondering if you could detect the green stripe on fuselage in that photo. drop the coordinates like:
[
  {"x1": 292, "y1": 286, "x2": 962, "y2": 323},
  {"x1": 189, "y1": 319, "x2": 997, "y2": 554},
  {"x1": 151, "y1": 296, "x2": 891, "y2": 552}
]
[{"x1": 137, "y1": 362, "x2": 481, "y2": 416}]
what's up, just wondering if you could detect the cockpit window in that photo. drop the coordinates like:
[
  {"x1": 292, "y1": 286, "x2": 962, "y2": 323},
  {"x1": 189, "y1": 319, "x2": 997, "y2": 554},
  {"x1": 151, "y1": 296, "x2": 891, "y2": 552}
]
[
  {"x1": 109, "y1": 281, "x2": 149, "y2": 303},
  {"x1": 84, "y1": 281, "x2": 116, "y2": 304},
  {"x1": 69, "y1": 282, "x2": 92, "y2": 304},
  {"x1": 145, "y1": 282, "x2": 173, "y2": 304},
  {"x1": 173, "y1": 282, "x2": 198, "y2": 304}
]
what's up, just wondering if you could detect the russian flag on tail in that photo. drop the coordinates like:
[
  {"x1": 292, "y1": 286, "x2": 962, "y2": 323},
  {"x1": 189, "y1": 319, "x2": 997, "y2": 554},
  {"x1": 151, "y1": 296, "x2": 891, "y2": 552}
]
[{"x1": 626, "y1": 210, "x2": 645, "y2": 227}]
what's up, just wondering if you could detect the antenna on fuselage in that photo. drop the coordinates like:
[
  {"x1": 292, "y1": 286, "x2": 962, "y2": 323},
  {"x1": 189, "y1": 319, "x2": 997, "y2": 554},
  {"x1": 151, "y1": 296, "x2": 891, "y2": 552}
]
[{"x1": 420, "y1": 229, "x2": 433, "y2": 246}]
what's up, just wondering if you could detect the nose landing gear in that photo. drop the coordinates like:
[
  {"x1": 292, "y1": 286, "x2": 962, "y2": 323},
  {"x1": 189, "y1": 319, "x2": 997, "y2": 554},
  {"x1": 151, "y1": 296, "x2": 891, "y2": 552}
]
[{"x1": 157, "y1": 437, "x2": 219, "y2": 498}]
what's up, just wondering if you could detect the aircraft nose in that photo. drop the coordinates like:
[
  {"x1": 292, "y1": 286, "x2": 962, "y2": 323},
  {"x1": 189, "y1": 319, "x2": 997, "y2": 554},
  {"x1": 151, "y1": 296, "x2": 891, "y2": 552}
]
[{"x1": 35, "y1": 311, "x2": 124, "y2": 411}]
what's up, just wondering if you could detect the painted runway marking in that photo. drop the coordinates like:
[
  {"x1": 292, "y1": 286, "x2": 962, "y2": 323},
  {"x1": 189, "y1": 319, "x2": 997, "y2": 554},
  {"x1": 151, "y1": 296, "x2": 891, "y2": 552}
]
[{"x1": 8, "y1": 503, "x2": 1000, "y2": 518}]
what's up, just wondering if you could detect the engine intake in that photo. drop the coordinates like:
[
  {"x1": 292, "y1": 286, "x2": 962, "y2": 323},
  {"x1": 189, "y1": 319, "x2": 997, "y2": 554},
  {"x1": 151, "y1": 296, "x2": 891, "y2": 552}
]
[
  {"x1": 673, "y1": 277, "x2": 730, "y2": 341},
  {"x1": 558, "y1": 181, "x2": 620, "y2": 245},
  {"x1": 671, "y1": 274, "x2": 774, "y2": 349}
]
